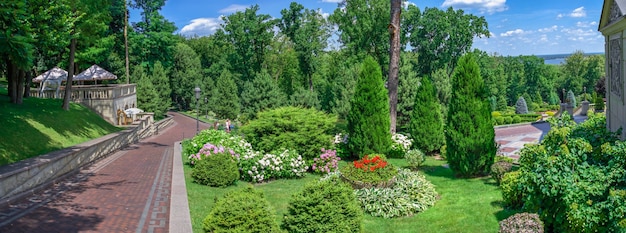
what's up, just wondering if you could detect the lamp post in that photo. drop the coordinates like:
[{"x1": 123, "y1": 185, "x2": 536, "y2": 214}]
[
  {"x1": 204, "y1": 97, "x2": 208, "y2": 119},
  {"x1": 194, "y1": 86, "x2": 201, "y2": 135}
]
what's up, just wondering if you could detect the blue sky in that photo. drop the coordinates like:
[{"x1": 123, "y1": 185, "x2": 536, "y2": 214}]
[{"x1": 147, "y1": 0, "x2": 605, "y2": 56}]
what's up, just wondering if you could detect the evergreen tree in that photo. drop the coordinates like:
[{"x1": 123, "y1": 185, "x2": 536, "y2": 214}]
[
  {"x1": 566, "y1": 90, "x2": 577, "y2": 107},
  {"x1": 134, "y1": 66, "x2": 160, "y2": 115},
  {"x1": 515, "y1": 96, "x2": 529, "y2": 114},
  {"x1": 408, "y1": 77, "x2": 444, "y2": 154},
  {"x1": 214, "y1": 69, "x2": 240, "y2": 120},
  {"x1": 151, "y1": 61, "x2": 171, "y2": 117},
  {"x1": 290, "y1": 88, "x2": 321, "y2": 110},
  {"x1": 346, "y1": 56, "x2": 392, "y2": 158},
  {"x1": 240, "y1": 70, "x2": 287, "y2": 120},
  {"x1": 397, "y1": 53, "x2": 420, "y2": 130},
  {"x1": 445, "y1": 53, "x2": 497, "y2": 177}
]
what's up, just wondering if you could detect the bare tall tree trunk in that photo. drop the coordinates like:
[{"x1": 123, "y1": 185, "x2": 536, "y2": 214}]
[
  {"x1": 62, "y1": 38, "x2": 77, "y2": 110},
  {"x1": 16, "y1": 70, "x2": 24, "y2": 104},
  {"x1": 124, "y1": 0, "x2": 130, "y2": 84},
  {"x1": 23, "y1": 70, "x2": 32, "y2": 98},
  {"x1": 388, "y1": 0, "x2": 401, "y2": 134}
]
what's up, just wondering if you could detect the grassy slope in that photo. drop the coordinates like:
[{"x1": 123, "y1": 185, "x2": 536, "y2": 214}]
[
  {"x1": 0, "y1": 87, "x2": 121, "y2": 166},
  {"x1": 185, "y1": 156, "x2": 517, "y2": 233}
]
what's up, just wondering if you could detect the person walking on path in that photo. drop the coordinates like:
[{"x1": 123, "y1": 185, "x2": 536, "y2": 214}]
[{"x1": 225, "y1": 119, "x2": 231, "y2": 133}]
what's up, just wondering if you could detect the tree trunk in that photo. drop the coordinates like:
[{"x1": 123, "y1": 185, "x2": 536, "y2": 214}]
[
  {"x1": 16, "y1": 69, "x2": 25, "y2": 104},
  {"x1": 124, "y1": 0, "x2": 130, "y2": 84},
  {"x1": 62, "y1": 38, "x2": 77, "y2": 110},
  {"x1": 388, "y1": 0, "x2": 401, "y2": 134},
  {"x1": 7, "y1": 60, "x2": 16, "y2": 103},
  {"x1": 23, "y1": 70, "x2": 32, "y2": 98}
]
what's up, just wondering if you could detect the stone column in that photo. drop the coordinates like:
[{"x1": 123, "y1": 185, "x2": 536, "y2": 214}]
[{"x1": 580, "y1": 100, "x2": 590, "y2": 116}]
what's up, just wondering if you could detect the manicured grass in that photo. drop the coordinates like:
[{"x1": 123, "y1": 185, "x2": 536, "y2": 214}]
[
  {"x1": 0, "y1": 87, "x2": 121, "y2": 166},
  {"x1": 184, "y1": 155, "x2": 517, "y2": 233}
]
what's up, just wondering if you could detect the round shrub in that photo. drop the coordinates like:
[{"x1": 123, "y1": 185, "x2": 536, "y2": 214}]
[
  {"x1": 191, "y1": 151, "x2": 239, "y2": 187},
  {"x1": 312, "y1": 148, "x2": 341, "y2": 174},
  {"x1": 512, "y1": 115, "x2": 521, "y2": 124},
  {"x1": 282, "y1": 176, "x2": 362, "y2": 233},
  {"x1": 501, "y1": 171, "x2": 523, "y2": 208},
  {"x1": 504, "y1": 116, "x2": 513, "y2": 124},
  {"x1": 203, "y1": 186, "x2": 279, "y2": 232},
  {"x1": 240, "y1": 106, "x2": 336, "y2": 161},
  {"x1": 490, "y1": 161, "x2": 512, "y2": 184},
  {"x1": 353, "y1": 169, "x2": 438, "y2": 218},
  {"x1": 340, "y1": 155, "x2": 398, "y2": 189},
  {"x1": 495, "y1": 116, "x2": 505, "y2": 125},
  {"x1": 405, "y1": 149, "x2": 425, "y2": 169},
  {"x1": 499, "y1": 213, "x2": 544, "y2": 233}
]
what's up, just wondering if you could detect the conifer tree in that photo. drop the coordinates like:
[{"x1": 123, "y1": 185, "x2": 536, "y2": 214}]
[
  {"x1": 408, "y1": 77, "x2": 444, "y2": 154},
  {"x1": 515, "y1": 96, "x2": 528, "y2": 114},
  {"x1": 240, "y1": 69, "x2": 287, "y2": 120},
  {"x1": 214, "y1": 69, "x2": 240, "y2": 120},
  {"x1": 445, "y1": 53, "x2": 497, "y2": 177},
  {"x1": 135, "y1": 66, "x2": 160, "y2": 115},
  {"x1": 151, "y1": 61, "x2": 171, "y2": 117},
  {"x1": 347, "y1": 56, "x2": 391, "y2": 158}
]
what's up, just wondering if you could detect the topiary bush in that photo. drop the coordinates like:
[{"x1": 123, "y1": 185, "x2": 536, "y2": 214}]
[
  {"x1": 516, "y1": 113, "x2": 626, "y2": 232},
  {"x1": 512, "y1": 115, "x2": 521, "y2": 124},
  {"x1": 240, "y1": 106, "x2": 336, "y2": 161},
  {"x1": 203, "y1": 186, "x2": 279, "y2": 233},
  {"x1": 501, "y1": 171, "x2": 523, "y2": 209},
  {"x1": 499, "y1": 212, "x2": 544, "y2": 233},
  {"x1": 191, "y1": 149, "x2": 239, "y2": 187},
  {"x1": 515, "y1": 96, "x2": 529, "y2": 114},
  {"x1": 405, "y1": 149, "x2": 425, "y2": 170},
  {"x1": 566, "y1": 89, "x2": 577, "y2": 107},
  {"x1": 346, "y1": 56, "x2": 392, "y2": 158},
  {"x1": 408, "y1": 77, "x2": 445, "y2": 154},
  {"x1": 445, "y1": 53, "x2": 497, "y2": 177},
  {"x1": 352, "y1": 169, "x2": 438, "y2": 218},
  {"x1": 282, "y1": 176, "x2": 363, "y2": 233},
  {"x1": 490, "y1": 161, "x2": 512, "y2": 184}
]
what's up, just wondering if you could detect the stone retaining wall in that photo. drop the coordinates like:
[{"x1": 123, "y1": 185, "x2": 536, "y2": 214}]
[{"x1": 0, "y1": 114, "x2": 173, "y2": 206}]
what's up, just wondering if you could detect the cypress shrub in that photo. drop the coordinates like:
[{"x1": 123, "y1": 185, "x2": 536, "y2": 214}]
[
  {"x1": 346, "y1": 56, "x2": 392, "y2": 158},
  {"x1": 566, "y1": 90, "x2": 577, "y2": 107},
  {"x1": 203, "y1": 186, "x2": 279, "y2": 232},
  {"x1": 515, "y1": 96, "x2": 528, "y2": 114},
  {"x1": 445, "y1": 53, "x2": 497, "y2": 177},
  {"x1": 408, "y1": 77, "x2": 444, "y2": 154}
]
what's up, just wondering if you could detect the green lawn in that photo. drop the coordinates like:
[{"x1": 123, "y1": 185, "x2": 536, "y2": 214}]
[
  {"x1": 185, "y1": 156, "x2": 517, "y2": 233},
  {"x1": 0, "y1": 87, "x2": 121, "y2": 166}
]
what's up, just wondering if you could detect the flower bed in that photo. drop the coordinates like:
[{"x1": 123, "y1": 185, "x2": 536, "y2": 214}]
[{"x1": 340, "y1": 155, "x2": 398, "y2": 189}]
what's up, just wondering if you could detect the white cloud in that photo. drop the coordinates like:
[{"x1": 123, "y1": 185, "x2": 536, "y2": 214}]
[
  {"x1": 321, "y1": 0, "x2": 343, "y2": 3},
  {"x1": 576, "y1": 21, "x2": 598, "y2": 28},
  {"x1": 317, "y1": 9, "x2": 330, "y2": 19},
  {"x1": 569, "y1": 7, "x2": 586, "y2": 18},
  {"x1": 219, "y1": 4, "x2": 248, "y2": 14},
  {"x1": 500, "y1": 29, "x2": 526, "y2": 37},
  {"x1": 441, "y1": 0, "x2": 508, "y2": 13},
  {"x1": 538, "y1": 25, "x2": 558, "y2": 32},
  {"x1": 539, "y1": 34, "x2": 548, "y2": 42},
  {"x1": 180, "y1": 17, "x2": 223, "y2": 36},
  {"x1": 557, "y1": 13, "x2": 564, "y2": 19}
]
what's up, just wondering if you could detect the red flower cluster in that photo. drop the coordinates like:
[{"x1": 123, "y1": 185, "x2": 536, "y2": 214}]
[{"x1": 353, "y1": 155, "x2": 388, "y2": 172}]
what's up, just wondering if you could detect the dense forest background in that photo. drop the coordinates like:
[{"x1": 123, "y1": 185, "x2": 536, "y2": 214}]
[{"x1": 1, "y1": 0, "x2": 605, "y2": 131}]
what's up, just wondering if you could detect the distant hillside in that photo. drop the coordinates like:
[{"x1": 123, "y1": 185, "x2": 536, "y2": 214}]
[{"x1": 0, "y1": 87, "x2": 121, "y2": 166}]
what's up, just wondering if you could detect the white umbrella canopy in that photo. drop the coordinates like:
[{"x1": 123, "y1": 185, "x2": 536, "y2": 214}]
[
  {"x1": 32, "y1": 67, "x2": 68, "y2": 83},
  {"x1": 124, "y1": 108, "x2": 144, "y2": 116},
  {"x1": 74, "y1": 64, "x2": 118, "y2": 81}
]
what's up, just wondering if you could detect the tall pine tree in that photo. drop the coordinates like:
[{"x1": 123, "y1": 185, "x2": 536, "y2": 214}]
[
  {"x1": 214, "y1": 69, "x2": 240, "y2": 120},
  {"x1": 240, "y1": 69, "x2": 287, "y2": 120},
  {"x1": 151, "y1": 61, "x2": 171, "y2": 118},
  {"x1": 347, "y1": 56, "x2": 391, "y2": 158},
  {"x1": 134, "y1": 65, "x2": 160, "y2": 115},
  {"x1": 445, "y1": 53, "x2": 496, "y2": 177},
  {"x1": 408, "y1": 77, "x2": 444, "y2": 154}
]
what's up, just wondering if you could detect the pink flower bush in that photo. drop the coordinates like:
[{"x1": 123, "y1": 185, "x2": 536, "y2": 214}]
[
  {"x1": 189, "y1": 143, "x2": 239, "y2": 166},
  {"x1": 312, "y1": 148, "x2": 341, "y2": 174}
]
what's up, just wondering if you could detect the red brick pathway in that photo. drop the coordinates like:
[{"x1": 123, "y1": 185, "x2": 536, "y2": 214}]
[{"x1": 0, "y1": 112, "x2": 208, "y2": 233}]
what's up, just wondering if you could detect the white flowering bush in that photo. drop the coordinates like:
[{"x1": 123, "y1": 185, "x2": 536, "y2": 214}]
[
  {"x1": 312, "y1": 148, "x2": 341, "y2": 174},
  {"x1": 389, "y1": 133, "x2": 413, "y2": 158},
  {"x1": 240, "y1": 149, "x2": 308, "y2": 183}
]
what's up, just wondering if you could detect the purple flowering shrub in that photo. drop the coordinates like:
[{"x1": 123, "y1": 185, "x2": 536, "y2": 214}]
[{"x1": 312, "y1": 149, "x2": 341, "y2": 174}]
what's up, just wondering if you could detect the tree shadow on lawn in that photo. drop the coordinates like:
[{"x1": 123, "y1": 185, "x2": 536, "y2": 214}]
[{"x1": 492, "y1": 200, "x2": 522, "y2": 221}]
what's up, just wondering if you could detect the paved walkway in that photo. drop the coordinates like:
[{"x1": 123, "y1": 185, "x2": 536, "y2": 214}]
[
  {"x1": 0, "y1": 112, "x2": 208, "y2": 233},
  {"x1": 495, "y1": 115, "x2": 588, "y2": 160}
]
